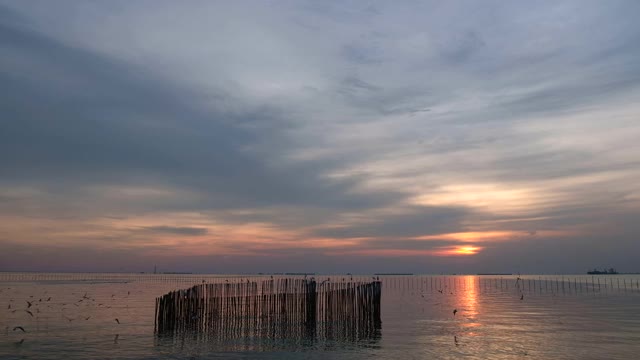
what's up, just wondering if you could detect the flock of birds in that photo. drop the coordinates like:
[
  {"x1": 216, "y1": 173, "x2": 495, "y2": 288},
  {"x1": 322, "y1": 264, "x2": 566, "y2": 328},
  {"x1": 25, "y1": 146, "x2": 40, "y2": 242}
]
[{"x1": 2, "y1": 286, "x2": 130, "y2": 347}]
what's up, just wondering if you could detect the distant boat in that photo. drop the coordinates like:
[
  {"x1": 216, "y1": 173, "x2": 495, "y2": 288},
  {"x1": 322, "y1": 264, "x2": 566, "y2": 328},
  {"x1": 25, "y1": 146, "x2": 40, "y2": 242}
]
[{"x1": 587, "y1": 268, "x2": 618, "y2": 275}]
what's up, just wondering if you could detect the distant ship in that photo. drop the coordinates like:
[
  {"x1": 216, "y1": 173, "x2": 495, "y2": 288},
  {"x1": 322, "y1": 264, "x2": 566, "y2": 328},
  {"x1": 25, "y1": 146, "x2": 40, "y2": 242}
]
[{"x1": 587, "y1": 268, "x2": 618, "y2": 275}]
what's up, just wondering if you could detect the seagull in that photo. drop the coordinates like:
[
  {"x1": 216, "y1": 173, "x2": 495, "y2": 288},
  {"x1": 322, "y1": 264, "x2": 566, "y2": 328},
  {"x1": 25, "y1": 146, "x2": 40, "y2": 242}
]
[
  {"x1": 26, "y1": 301, "x2": 33, "y2": 308},
  {"x1": 453, "y1": 309, "x2": 458, "y2": 316},
  {"x1": 114, "y1": 334, "x2": 119, "y2": 344},
  {"x1": 454, "y1": 336, "x2": 459, "y2": 346},
  {"x1": 115, "y1": 318, "x2": 120, "y2": 324},
  {"x1": 13, "y1": 326, "x2": 26, "y2": 332},
  {"x1": 85, "y1": 316, "x2": 91, "y2": 320},
  {"x1": 520, "y1": 294, "x2": 524, "y2": 301},
  {"x1": 25, "y1": 310, "x2": 34, "y2": 317},
  {"x1": 46, "y1": 297, "x2": 51, "y2": 302},
  {"x1": 438, "y1": 289, "x2": 443, "y2": 294}
]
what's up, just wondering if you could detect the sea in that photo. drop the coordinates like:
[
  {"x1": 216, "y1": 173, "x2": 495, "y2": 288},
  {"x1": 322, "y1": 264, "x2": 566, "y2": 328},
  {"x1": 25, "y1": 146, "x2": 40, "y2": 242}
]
[{"x1": 1, "y1": 273, "x2": 639, "y2": 359}]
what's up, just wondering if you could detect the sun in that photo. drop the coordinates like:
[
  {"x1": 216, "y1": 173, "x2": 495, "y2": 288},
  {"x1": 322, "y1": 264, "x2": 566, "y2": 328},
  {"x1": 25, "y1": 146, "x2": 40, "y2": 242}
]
[{"x1": 453, "y1": 246, "x2": 481, "y2": 255}]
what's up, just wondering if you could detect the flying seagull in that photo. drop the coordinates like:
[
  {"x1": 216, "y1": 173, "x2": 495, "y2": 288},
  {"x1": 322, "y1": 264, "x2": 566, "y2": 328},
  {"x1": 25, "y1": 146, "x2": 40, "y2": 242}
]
[
  {"x1": 115, "y1": 318, "x2": 120, "y2": 324},
  {"x1": 13, "y1": 326, "x2": 26, "y2": 332}
]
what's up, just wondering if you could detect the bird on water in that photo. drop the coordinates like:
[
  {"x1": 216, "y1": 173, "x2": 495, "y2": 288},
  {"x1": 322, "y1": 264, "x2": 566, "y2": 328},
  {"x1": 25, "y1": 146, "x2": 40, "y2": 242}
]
[{"x1": 453, "y1": 309, "x2": 458, "y2": 316}]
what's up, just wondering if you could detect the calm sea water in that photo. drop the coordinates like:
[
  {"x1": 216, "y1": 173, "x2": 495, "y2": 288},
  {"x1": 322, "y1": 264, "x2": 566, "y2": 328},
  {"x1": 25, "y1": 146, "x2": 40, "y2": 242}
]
[{"x1": 1, "y1": 273, "x2": 640, "y2": 359}]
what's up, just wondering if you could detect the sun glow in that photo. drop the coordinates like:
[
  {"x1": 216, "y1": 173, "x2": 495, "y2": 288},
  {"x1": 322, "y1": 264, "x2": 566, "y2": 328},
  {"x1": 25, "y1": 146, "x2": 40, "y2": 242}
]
[{"x1": 452, "y1": 246, "x2": 481, "y2": 255}]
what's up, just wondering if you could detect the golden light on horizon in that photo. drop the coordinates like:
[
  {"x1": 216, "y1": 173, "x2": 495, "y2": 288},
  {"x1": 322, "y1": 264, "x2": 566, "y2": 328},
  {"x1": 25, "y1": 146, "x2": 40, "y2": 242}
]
[{"x1": 453, "y1": 245, "x2": 481, "y2": 255}]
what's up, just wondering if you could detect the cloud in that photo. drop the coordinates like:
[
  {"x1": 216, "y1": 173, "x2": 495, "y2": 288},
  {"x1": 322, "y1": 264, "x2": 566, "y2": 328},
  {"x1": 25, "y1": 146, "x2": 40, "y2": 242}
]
[
  {"x1": 1, "y1": 1, "x2": 640, "y2": 272},
  {"x1": 140, "y1": 226, "x2": 208, "y2": 236}
]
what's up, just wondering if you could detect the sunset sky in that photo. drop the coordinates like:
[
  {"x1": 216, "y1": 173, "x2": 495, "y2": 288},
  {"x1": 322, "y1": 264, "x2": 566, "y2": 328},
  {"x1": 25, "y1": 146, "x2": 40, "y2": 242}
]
[{"x1": 1, "y1": 1, "x2": 640, "y2": 274}]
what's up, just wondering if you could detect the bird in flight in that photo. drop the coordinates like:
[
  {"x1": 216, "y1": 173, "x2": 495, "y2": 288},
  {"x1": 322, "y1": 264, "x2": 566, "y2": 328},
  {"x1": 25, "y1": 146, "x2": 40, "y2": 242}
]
[
  {"x1": 453, "y1": 309, "x2": 458, "y2": 316},
  {"x1": 13, "y1": 326, "x2": 26, "y2": 332},
  {"x1": 26, "y1": 301, "x2": 33, "y2": 308},
  {"x1": 115, "y1": 318, "x2": 120, "y2": 324},
  {"x1": 25, "y1": 310, "x2": 34, "y2": 317}
]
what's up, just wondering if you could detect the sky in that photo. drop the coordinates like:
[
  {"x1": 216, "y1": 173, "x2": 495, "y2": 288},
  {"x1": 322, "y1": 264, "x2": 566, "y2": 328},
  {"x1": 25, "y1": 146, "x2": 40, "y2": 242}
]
[{"x1": 1, "y1": 0, "x2": 640, "y2": 274}]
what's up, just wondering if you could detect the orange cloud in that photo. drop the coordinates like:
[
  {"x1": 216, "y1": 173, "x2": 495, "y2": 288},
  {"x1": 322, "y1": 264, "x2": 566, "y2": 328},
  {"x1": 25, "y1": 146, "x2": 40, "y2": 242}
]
[{"x1": 412, "y1": 230, "x2": 576, "y2": 243}]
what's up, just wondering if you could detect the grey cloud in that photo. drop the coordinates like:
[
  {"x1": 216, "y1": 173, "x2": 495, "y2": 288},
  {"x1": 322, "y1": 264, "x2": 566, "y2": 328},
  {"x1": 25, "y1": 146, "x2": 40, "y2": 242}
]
[
  {"x1": 342, "y1": 42, "x2": 384, "y2": 65},
  {"x1": 0, "y1": 11, "x2": 405, "y2": 214},
  {"x1": 439, "y1": 30, "x2": 485, "y2": 64},
  {"x1": 1, "y1": 1, "x2": 640, "y2": 273},
  {"x1": 312, "y1": 206, "x2": 470, "y2": 239},
  {"x1": 140, "y1": 226, "x2": 208, "y2": 236}
]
